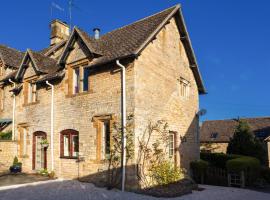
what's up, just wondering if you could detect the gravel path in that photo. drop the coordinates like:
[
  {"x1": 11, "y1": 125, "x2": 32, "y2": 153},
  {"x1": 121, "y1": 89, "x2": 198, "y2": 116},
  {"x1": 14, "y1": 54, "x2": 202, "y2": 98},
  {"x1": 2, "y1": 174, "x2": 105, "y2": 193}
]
[{"x1": 0, "y1": 180, "x2": 269, "y2": 200}]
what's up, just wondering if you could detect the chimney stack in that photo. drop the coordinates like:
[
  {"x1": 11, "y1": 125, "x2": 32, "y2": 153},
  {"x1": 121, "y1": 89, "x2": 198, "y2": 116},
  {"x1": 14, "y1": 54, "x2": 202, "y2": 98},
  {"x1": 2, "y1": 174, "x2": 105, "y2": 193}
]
[
  {"x1": 93, "y1": 28, "x2": 100, "y2": 40},
  {"x1": 50, "y1": 19, "x2": 70, "y2": 46}
]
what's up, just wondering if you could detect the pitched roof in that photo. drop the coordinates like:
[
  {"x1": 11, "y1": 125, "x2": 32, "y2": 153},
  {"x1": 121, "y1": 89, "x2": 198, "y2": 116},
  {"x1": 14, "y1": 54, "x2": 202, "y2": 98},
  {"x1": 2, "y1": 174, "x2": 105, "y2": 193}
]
[
  {"x1": 16, "y1": 49, "x2": 59, "y2": 80},
  {"x1": 39, "y1": 40, "x2": 67, "y2": 56},
  {"x1": 0, "y1": 45, "x2": 24, "y2": 68},
  {"x1": 58, "y1": 4, "x2": 206, "y2": 94},
  {"x1": 200, "y1": 117, "x2": 270, "y2": 142}
]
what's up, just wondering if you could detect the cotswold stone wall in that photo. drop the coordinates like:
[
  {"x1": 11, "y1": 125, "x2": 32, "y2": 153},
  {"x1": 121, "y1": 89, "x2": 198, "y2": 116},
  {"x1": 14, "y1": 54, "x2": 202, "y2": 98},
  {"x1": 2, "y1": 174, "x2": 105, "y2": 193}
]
[
  {"x1": 200, "y1": 142, "x2": 228, "y2": 154},
  {"x1": 0, "y1": 141, "x2": 17, "y2": 170},
  {"x1": 133, "y1": 17, "x2": 200, "y2": 172}
]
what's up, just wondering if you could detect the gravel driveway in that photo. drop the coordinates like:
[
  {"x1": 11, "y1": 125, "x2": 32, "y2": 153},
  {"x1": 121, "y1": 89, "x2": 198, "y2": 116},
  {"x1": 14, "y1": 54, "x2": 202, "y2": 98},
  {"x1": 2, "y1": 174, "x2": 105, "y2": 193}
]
[{"x1": 0, "y1": 180, "x2": 269, "y2": 200}]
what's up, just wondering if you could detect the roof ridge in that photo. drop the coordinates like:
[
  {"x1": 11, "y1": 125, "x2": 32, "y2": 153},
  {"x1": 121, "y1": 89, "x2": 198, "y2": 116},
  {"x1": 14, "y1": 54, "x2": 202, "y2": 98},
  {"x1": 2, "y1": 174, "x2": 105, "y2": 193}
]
[
  {"x1": 100, "y1": 4, "x2": 180, "y2": 38},
  {"x1": 0, "y1": 44, "x2": 23, "y2": 54},
  {"x1": 203, "y1": 116, "x2": 270, "y2": 123}
]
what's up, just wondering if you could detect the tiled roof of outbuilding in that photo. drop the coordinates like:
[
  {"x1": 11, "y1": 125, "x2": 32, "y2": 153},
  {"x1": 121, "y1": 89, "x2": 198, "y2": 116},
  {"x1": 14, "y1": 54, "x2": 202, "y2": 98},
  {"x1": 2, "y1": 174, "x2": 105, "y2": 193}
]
[{"x1": 200, "y1": 117, "x2": 270, "y2": 142}]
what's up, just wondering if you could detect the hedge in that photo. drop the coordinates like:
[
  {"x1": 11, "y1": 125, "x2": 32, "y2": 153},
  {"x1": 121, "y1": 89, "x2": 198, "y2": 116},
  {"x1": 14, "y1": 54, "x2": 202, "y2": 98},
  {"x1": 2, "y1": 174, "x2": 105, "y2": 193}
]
[
  {"x1": 0, "y1": 131, "x2": 12, "y2": 140},
  {"x1": 261, "y1": 167, "x2": 270, "y2": 184},
  {"x1": 190, "y1": 160, "x2": 209, "y2": 183},
  {"x1": 200, "y1": 152, "x2": 241, "y2": 169},
  {"x1": 226, "y1": 156, "x2": 260, "y2": 185}
]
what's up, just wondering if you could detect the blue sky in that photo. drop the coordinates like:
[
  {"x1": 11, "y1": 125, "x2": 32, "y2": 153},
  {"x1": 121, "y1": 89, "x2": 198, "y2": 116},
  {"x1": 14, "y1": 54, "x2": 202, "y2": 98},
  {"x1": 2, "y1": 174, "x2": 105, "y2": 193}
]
[{"x1": 0, "y1": 0, "x2": 269, "y2": 121}]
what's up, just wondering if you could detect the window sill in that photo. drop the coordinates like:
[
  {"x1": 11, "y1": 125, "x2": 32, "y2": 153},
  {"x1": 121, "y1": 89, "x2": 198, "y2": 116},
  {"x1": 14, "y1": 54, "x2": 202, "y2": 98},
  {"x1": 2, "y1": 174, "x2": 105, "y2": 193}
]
[
  {"x1": 60, "y1": 156, "x2": 78, "y2": 160},
  {"x1": 66, "y1": 90, "x2": 94, "y2": 98},
  {"x1": 23, "y1": 101, "x2": 40, "y2": 107}
]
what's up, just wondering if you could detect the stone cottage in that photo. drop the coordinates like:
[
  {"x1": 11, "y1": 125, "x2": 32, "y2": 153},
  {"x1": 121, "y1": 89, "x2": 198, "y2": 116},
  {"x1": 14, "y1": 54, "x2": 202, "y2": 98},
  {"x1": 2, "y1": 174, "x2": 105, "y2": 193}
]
[
  {"x1": 200, "y1": 117, "x2": 270, "y2": 167},
  {"x1": 0, "y1": 4, "x2": 206, "y2": 188}
]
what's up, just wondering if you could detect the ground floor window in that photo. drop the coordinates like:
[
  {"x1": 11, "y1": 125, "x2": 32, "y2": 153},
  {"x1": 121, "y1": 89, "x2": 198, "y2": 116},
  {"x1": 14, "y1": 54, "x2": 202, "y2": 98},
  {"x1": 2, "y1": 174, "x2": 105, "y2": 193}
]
[
  {"x1": 101, "y1": 120, "x2": 111, "y2": 159},
  {"x1": 169, "y1": 132, "x2": 175, "y2": 158},
  {"x1": 60, "y1": 129, "x2": 79, "y2": 158}
]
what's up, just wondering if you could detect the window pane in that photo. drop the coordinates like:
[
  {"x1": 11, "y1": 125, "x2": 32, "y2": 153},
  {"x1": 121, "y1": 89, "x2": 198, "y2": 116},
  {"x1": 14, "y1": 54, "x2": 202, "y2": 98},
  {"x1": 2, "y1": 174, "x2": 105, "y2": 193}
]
[
  {"x1": 64, "y1": 135, "x2": 70, "y2": 157},
  {"x1": 102, "y1": 121, "x2": 110, "y2": 159},
  {"x1": 72, "y1": 135, "x2": 79, "y2": 157},
  {"x1": 28, "y1": 83, "x2": 33, "y2": 103},
  {"x1": 73, "y1": 68, "x2": 80, "y2": 94},
  {"x1": 83, "y1": 68, "x2": 91, "y2": 92},
  {"x1": 169, "y1": 134, "x2": 174, "y2": 158}
]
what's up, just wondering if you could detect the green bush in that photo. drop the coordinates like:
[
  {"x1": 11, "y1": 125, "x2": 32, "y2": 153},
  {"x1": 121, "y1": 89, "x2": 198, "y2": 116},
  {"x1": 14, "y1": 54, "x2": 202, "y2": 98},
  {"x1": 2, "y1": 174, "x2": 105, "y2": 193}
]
[
  {"x1": 200, "y1": 152, "x2": 241, "y2": 169},
  {"x1": 0, "y1": 131, "x2": 12, "y2": 140},
  {"x1": 149, "y1": 161, "x2": 185, "y2": 185},
  {"x1": 226, "y1": 156, "x2": 260, "y2": 185},
  {"x1": 190, "y1": 160, "x2": 209, "y2": 183},
  {"x1": 261, "y1": 167, "x2": 270, "y2": 184},
  {"x1": 12, "y1": 156, "x2": 22, "y2": 167}
]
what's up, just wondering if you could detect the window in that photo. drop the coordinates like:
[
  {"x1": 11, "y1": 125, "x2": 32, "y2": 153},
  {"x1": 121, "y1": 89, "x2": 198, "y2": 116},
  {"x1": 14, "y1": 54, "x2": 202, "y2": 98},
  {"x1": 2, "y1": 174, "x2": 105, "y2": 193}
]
[
  {"x1": 73, "y1": 68, "x2": 80, "y2": 94},
  {"x1": 0, "y1": 88, "x2": 4, "y2": 110},
  {"x1": 169, "y1": 133, "x2": 175, "y2": 158},
  {"x1": 60, "y1": 130, "x2": 79, "y2": 158},
  {"x1": 83, "y1": 68, "x2": 91, "y2": 92},
  {"x1": 101, "y1": 120, "x2": 111, "y2": 159},
  {"x1": 210, "y1": 132, "x2": 218, "y2": 139},
  {"x1": 26, "y1": 82, "x2": 37, "y2": 103},
  {"x1": 19, "y1": 128, "x2": 27, "y2": 157},
  {"x1": 72, "y1": 66, "x2": 91, "y2": 94},
  {"x1": 180, "y1": 78, "x2": 190, "y2": 98}
]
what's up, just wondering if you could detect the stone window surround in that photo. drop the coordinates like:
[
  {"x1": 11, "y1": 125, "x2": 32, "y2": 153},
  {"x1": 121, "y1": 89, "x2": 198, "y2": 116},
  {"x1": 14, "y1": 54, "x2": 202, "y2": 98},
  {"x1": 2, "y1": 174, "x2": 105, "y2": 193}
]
[
  {"x1": 92, "y1": 114, "x2": 116, "y2": 163},
  {"x1": 66, "y1": 59, "x2": 93, "y2": 98},
  {"x1": 23, "y1": 77, "x2": 39, "y2": 106},
  {"x1": 179, "y1": 77, "x2": 190, "y2": 98},
  {"x1": 60, "y1": 129, "x2": 79, "y2": 159}
]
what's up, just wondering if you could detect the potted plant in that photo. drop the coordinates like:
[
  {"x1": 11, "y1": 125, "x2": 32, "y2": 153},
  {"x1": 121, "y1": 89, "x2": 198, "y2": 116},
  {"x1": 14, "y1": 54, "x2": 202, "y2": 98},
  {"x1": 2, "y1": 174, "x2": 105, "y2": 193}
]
[
  {"x1": 40, "y1": 139, "x2": 49, "y2": 148},
  {"x1": 9, "y1": 156, "x2": 22, "y2": 173}
]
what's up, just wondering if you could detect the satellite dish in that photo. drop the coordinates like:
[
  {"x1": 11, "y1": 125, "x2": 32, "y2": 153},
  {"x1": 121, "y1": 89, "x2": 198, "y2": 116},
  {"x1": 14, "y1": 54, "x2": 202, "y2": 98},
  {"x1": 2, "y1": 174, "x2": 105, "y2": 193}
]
[{"x1": 197, "y1": 109, "x2": 207, "y2": 116}]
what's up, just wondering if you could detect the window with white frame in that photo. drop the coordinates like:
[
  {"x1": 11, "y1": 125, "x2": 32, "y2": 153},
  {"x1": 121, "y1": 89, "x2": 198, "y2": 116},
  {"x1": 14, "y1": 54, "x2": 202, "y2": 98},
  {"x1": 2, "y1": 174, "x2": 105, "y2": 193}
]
[
  {"x1": 169, "y1": 133, "x2": 175, "y2": 158},
  {"x1": 72, "y1": 67, "x2": 91, "y2": 94},
  {"x1": 180, "y1": 78, "x2": 190, "y2": 98}
]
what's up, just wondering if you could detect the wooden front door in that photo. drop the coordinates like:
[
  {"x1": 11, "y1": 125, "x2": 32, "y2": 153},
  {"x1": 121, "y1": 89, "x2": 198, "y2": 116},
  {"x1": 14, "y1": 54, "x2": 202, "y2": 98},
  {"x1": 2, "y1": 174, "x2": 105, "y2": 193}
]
[{"x1": 32, "y1": 132, "x2": 47, "y2": 170}]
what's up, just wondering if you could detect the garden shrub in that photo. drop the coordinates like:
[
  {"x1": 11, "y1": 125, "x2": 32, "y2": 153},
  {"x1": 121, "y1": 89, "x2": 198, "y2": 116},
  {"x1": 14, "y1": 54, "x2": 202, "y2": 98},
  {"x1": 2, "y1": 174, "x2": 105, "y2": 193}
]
[
  {"x1": 226, "y1": 156, "x2": 260, "y2": 185},
  {"x1": 190, "y1": 160, "x2": 209, "y2": 183},
  {"x1": 149, "y1": 161, "x2": 185, "y2": 185},
  {"x1": 261, "y1": 167, "x2": 270, "y2": 184},
  {"x1": 0, "y1": 131, "x2": 12, "y2": 140},
  {"x1": 200, "y1": 152, "x2": 240, "y2": 169}
]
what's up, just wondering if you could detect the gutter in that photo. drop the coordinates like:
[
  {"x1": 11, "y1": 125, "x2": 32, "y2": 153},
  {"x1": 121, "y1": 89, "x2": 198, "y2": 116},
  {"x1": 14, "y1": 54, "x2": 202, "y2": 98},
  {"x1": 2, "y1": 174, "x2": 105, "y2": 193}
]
[
  {"x1": 8, "y1": 79, "x2": 16, "y2": 141},
  {"x1": 46, "y1": 81, "x2": 55, "y2": 172},
  {"x1": 116, "y1": 60, "x2": 127, "y2": 192}
]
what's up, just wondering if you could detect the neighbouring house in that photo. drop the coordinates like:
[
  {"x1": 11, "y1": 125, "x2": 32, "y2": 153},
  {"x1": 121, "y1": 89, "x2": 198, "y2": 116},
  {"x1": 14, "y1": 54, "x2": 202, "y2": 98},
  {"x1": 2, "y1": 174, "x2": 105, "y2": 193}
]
[
  {"x1": 0, "y1": 4, "x2": 205, "y2": 189},
  {"x1": 200, "y1": 117, "x2": 270, "y2": 167}
]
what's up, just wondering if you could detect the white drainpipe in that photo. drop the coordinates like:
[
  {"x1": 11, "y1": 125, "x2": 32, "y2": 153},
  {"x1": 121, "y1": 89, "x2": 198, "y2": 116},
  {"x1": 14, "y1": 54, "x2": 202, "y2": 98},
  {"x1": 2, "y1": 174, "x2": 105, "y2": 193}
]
[
  {"x1": 116, "y1": 60, "x2": 127, "y2": 192},
  {"x1": 8, "y1": 79, "x2": 16, "y2": 141},
  {"x1": 46, "y1": 81, "x2": 54, "y2": 171}
]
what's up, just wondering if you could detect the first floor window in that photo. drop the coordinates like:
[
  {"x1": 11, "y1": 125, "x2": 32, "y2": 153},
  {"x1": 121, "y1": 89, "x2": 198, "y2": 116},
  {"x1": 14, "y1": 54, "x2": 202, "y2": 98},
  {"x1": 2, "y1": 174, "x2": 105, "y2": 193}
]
[
  {"x1": 169, "y1": 132, "x2": 175, "y2": 158},
  {"x1": 72, "y1": 66, "x2": 91, "y2": 94},
  {"x1": 27, "y1": 82, "x2": 37, "y2": 103},
  {"x1": 180, "y1": 78, "x2": 190, "y2": 98},
  {"x1": 73, "y1": 68, "x2": 80, "y2": 94},
  {"x1": 60, "y1": 130, "x2": 79, "y2": 158}
]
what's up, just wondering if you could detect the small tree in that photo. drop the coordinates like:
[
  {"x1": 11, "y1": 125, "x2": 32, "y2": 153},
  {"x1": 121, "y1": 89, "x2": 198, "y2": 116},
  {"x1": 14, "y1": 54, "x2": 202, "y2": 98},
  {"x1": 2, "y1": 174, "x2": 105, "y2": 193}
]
[{"x1": 227, "y1": 120, "x2": 267, "y2": 164}]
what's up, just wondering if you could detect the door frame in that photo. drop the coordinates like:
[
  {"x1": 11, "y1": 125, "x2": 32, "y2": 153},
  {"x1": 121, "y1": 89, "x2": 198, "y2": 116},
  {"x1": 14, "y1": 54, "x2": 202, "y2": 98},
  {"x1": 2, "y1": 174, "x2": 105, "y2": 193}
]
[{"x1": 32, "y1": 131, "x2": 47, "y2": 170}]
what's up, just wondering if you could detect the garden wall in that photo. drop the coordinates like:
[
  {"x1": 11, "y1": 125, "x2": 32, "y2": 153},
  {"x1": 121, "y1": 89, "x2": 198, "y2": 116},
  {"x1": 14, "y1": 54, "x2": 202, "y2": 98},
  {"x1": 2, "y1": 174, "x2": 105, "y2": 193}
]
[{"x1": 0, "y1": 141, "x2": 17, "y2": 171}]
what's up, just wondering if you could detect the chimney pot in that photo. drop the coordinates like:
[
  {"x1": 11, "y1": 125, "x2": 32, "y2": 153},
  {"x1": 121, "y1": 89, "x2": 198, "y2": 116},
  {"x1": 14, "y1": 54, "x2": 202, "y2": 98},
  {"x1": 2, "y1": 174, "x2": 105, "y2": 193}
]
[{"x1": 93, "y1": 28, "x2": 100, "y2": 40}]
